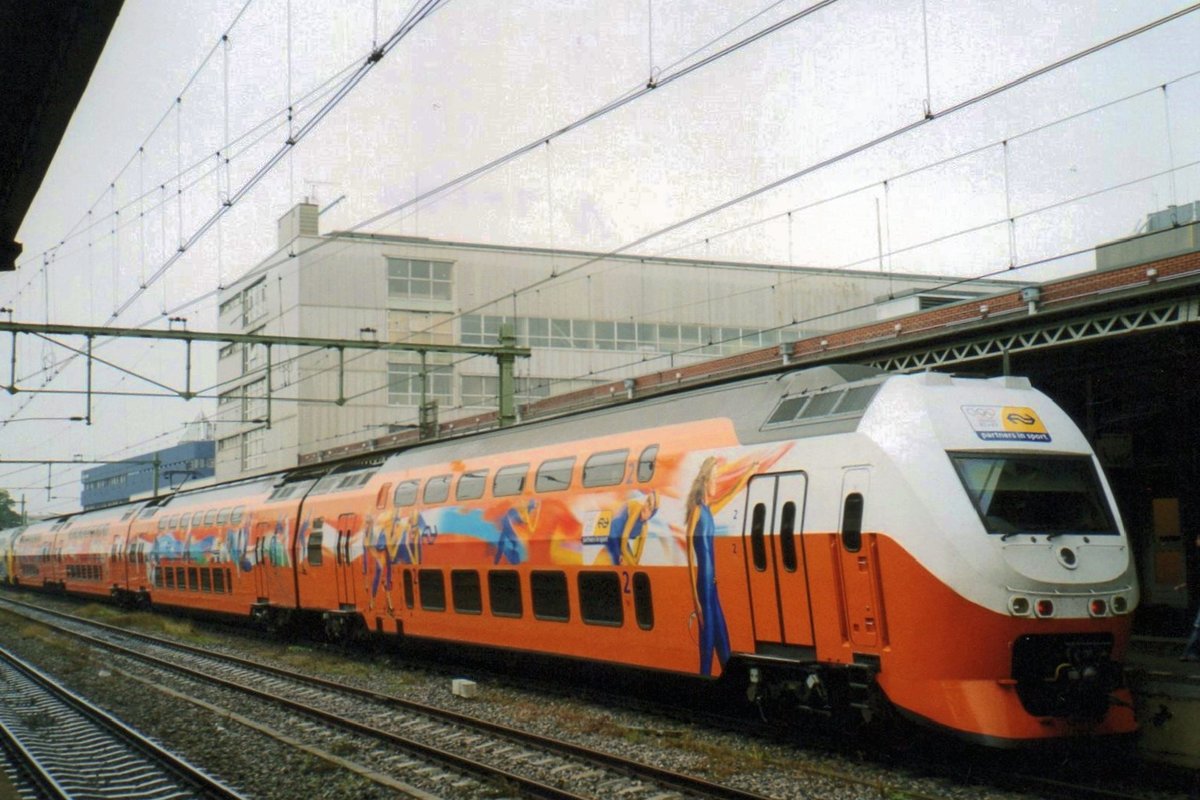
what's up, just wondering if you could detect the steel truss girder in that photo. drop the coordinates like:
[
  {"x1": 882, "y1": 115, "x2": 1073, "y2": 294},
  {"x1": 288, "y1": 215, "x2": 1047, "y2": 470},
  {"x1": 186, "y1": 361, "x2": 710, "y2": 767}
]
[{"x1": 867, "y1": 298, "x2": 1199, "y2": 373}]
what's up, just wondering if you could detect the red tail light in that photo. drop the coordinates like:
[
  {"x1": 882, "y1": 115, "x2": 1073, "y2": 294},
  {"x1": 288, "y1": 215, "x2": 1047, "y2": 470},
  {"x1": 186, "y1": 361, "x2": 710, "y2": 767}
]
[
  {"x1": 1089, "y1": 599, "x2": 1107, "y2": 617},
  {"x1": 1035, "y1": 599, "x2": 1055, "y2": 617}
]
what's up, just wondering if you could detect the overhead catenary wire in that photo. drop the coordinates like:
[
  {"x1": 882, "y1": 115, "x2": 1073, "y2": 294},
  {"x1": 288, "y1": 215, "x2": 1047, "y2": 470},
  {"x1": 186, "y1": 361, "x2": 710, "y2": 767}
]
[
  {"x1": 7, "y1": 3, "x2": 1200, "y2": 513},
  {"x1": 11, "y1": 6, "x2": 1200, "y2": 431}
]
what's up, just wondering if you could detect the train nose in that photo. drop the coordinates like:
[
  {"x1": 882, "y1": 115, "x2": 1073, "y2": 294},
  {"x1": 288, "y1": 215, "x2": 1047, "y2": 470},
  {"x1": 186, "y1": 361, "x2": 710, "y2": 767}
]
[{"x1": 1001, "y1": 541, "x2": 1127, "y2": 584}]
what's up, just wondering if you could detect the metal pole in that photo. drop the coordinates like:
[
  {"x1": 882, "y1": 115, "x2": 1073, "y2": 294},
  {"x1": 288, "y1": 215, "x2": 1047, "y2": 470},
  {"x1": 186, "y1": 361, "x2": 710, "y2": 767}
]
[
  {"x1": 153, "y1": 453, "x2": 161, "y2": 497},
  {"x1": 498, "y1": 323, "x2": 516, "y2": 428},
  {"x1": 7, "y1": 331, "x2": 15, "y2": 393},
  {"x1": 336, "y1": 346, "x2": 345, "y2": 406},
  {"x1": 265, "y1": 344, "x2": 272, "y2": 429},
  {"x1": 85, "y1": 335, "x2": 93, "y2": 425},
  {"x1": 184, "y1": 339, "x2": 193, "y2": 399}
]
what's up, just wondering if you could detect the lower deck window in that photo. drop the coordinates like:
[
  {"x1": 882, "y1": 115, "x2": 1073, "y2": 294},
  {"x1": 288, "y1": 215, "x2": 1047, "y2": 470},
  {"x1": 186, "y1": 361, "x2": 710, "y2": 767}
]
[
  {"x1": 451, "y1": 570, "x2": 482, "y2": 614},
  {"x1": 403, "y1": 570, "x2": 414, "y2": 609},
  {"x1": 633, "y1": 572, "x2": 654, "y2": 630},
  {"x1": 531, "y1": 570, "x2": 569, "y2": 621},
  {"x1": 419, "y1": 569, "x2": 445, "y2": 611},
  {"x1": 578, "y1": 571, "x2": 622, "y2": 626},
  {"x1": 488, "y1": 570, "x2": 523, "y2": 618}
]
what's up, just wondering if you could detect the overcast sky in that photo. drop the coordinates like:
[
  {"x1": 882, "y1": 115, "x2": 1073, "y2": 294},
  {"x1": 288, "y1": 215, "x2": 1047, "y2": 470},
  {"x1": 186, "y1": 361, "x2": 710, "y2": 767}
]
[{"x1": 3, "y1": 0, "x2": 1199, "y2": 516}]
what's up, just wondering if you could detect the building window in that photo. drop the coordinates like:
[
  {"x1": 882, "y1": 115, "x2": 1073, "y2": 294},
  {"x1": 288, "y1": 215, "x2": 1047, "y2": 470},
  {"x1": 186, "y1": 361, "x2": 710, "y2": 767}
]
[
  {"x1": 387, "y1": 258, "x2": 452, "y2": 300},
  {"x1": 387, "y1": 363, "x2": 453, "y2": 406},
  {"x1": 219, "y1": 295, "x2": 240, "y2": 317},
  {"x1": 243, "y1": 379, "x2": 267, "y2": 422},
  {"x1": 459, "y1": 313, "x2": 786, "y2": 357},
  {"x1": 242, "y1": 428, "x2": 266, "y2": 471},
  {"x1": 243, "y1": 327, "x2": 266, "y2": 374},
  {"x1": 242, "y1": 280, "x2": 268, "y2": 327},
  {"x1": 460, "y1": 375, "x2": 552, "y2": 408}
]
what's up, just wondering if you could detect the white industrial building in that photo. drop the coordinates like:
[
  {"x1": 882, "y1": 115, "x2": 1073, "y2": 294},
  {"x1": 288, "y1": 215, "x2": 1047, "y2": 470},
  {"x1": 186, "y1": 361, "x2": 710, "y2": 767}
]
[{"x1": 214, "y1": 202, "x2": 1015, "y2": 478}]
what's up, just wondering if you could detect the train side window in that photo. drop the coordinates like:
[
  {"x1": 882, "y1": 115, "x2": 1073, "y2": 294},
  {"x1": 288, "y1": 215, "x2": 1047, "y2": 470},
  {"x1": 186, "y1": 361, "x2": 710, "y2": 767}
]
[
  {"x1": 493, "y1": 464, "x2": 529, "y2": 497},
  {"x1": 158, "y1": 517, "x2": 168, "y2": 531},
  {"x1": 451, "y1": 570, "x2": 482, "y2": 614},
  {"x1": 376, "y1": 483, "x2": 392, "y2": 510},
  {"x1": 419, "y1": 569, "x2": 446, "y2": 611},
  {"x1": 531, "y1": 570, "x2": 570, "y2": 621},
  {"x1": 175, "y1": 567, "x2": 185, "y2": 588},
  {"x1": 780, "y1": 501, "x2": 798, "y2": 572},
  {"x1": 231, "y1": 506, "x2": 245, "y2": 525},
  {"x1": 535, "y1": 458, "x2": 575, "y2": 493},
  {"x1": 165, "y1": 568, "x2": 175, "y2": 590},
  {"x1": 750, "y1": 503, "x2": 768, "y2": 571},
  {"x1": 403, "y1": 569, "x2": 414, "y2": 609},
  {"x1": 213, "y1": 569, "x2": 225, "y2": 593},
  {"x1": 578, "y1": 572, "x2": 623, "y2": 626},
  {"x1": 203, "y1": 509, "x2": 217, "y2": 526},
  {"x1": 637, "y1": 445, "x2": 659, "y2": 482},
  {"x1": 423, "y1": 475, "x2": 451, "y2": 505},
  {"x1": 456, "y1": 470, "x2": 488, "y2": 502},
  {"x1": 488, "y1": 570, "x2": 523, "y2": 617},
  {"x1": 583, "y1": 450, "x2": 629, "y2": 488},
  {"x1": 187, "y1": 567, "x2": 198, "y2": 591},
  {"x1": 166, "y1": 515, "x2": 178, "y2": 529},
  {"x1": 200, "y1": 569, "x2": 212, "y2": 592},
  {"x1": 393, "y1": 480, "x2": 419, "y2": 507},
  {"x1": 308, "y1": 519, "x2": 324, "y2": 566},
  {"x1": 216, "y1": 508, "x2": 231, "y2": 525},
  {"x1": 841, "y1": 493, "x2": 864, "y2": 553}
]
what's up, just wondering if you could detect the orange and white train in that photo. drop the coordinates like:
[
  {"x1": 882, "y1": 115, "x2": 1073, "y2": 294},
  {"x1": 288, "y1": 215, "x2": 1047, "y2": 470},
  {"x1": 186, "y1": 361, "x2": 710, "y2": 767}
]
[{"x1": 0, "y1": 365, "x2": 1138, "y2": 745}]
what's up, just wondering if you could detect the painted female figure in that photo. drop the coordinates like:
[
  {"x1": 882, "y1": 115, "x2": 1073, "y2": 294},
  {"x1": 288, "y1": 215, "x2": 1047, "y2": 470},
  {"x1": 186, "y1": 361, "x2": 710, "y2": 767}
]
[{"x1": 685, "y1": 455, "x2": 757, "y2": 676}]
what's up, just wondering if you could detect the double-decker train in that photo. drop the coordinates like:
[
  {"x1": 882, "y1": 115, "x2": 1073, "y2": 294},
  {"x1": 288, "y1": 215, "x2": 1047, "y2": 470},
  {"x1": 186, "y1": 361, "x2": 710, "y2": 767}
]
[{"x1": 0, "y1": 365, "x2": 1138, "y2": 745}]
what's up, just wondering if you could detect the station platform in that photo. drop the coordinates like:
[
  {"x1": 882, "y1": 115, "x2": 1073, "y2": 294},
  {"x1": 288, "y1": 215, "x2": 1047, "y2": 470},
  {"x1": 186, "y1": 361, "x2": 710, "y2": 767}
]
[{"x1": 1126, "y1": 636, "x2": 1200, "y2": 770}]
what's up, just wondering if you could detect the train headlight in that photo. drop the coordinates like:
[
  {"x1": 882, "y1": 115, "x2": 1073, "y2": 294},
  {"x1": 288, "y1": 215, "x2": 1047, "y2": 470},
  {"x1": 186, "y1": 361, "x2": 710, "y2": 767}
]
[
  {"x1": 1088, "y1": 598, "x2": 1108, "y2": 617},
  {"x1": 1035, "y1": 599, "x2": 1055, "y2": 618},
  {"x1": 1009, "y1": 596, "x2": 1031, "y2": 616},
  {"x1": 1112, "y1": 595, "x2": 1129, "y2": 614}
]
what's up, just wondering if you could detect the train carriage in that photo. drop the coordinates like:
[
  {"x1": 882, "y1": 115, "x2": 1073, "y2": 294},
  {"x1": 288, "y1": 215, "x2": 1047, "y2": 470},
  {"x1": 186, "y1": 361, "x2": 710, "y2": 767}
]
[
  {"x1": 0, "y1": 524, "x2": 24, "y2": 585},
  {"x1": 11, "y1": 518, "x2": 64, "y2": 589},
  {"x1": 128, "y1": 477, "x2": 275, "y2": 613},
  {"x1": 0, "y1": 365, "x2": 1139, "y2": 745}
]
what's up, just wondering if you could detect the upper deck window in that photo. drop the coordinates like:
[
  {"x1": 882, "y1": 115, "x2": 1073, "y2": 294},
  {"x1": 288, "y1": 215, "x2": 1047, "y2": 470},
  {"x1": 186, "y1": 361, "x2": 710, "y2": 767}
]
[{"x1": 949, "y1": 454, "x2": 1118, "y2": 538}]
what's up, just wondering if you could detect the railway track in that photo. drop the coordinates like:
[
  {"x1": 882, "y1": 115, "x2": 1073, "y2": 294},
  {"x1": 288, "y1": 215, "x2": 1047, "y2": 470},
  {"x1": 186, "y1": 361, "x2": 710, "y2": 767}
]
[
  {"x1": 0, "y1": 595, "x2": 774, "y2": 800},
  {"x1": 3, "y1": 593, "x2": 1191, "y2": 800},
  {"x1": 0, "y1": 642, "x2": 245, "y2": 800}
]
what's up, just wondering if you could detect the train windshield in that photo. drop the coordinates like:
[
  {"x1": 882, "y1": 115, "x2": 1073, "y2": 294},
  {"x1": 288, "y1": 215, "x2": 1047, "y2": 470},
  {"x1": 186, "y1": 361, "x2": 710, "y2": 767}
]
[{"x1": 949, "y1": 454, "x2": 1118, "y2": 538}]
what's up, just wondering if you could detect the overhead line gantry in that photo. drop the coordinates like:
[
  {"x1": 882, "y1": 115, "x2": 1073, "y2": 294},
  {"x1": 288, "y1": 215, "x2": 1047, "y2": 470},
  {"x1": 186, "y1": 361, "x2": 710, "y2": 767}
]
[{"x1": 0, "y1": 320, "x2": 530, "y2": 433}]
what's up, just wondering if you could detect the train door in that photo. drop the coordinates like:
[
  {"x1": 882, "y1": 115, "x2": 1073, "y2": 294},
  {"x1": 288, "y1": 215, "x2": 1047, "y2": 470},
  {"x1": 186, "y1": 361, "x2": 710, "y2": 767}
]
[
  {"x1": 741, "y1": 473, "x2": 815, "y2": 650},
  {"x1": 833, "y1": 468, "x2": 887, "y2": 649},
  {"x1": 252, "y1": 521, "x2": 272, "y2": 601},
  {"x1": 334, "y1": 513, "x2": 360, "y2": 609}
]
